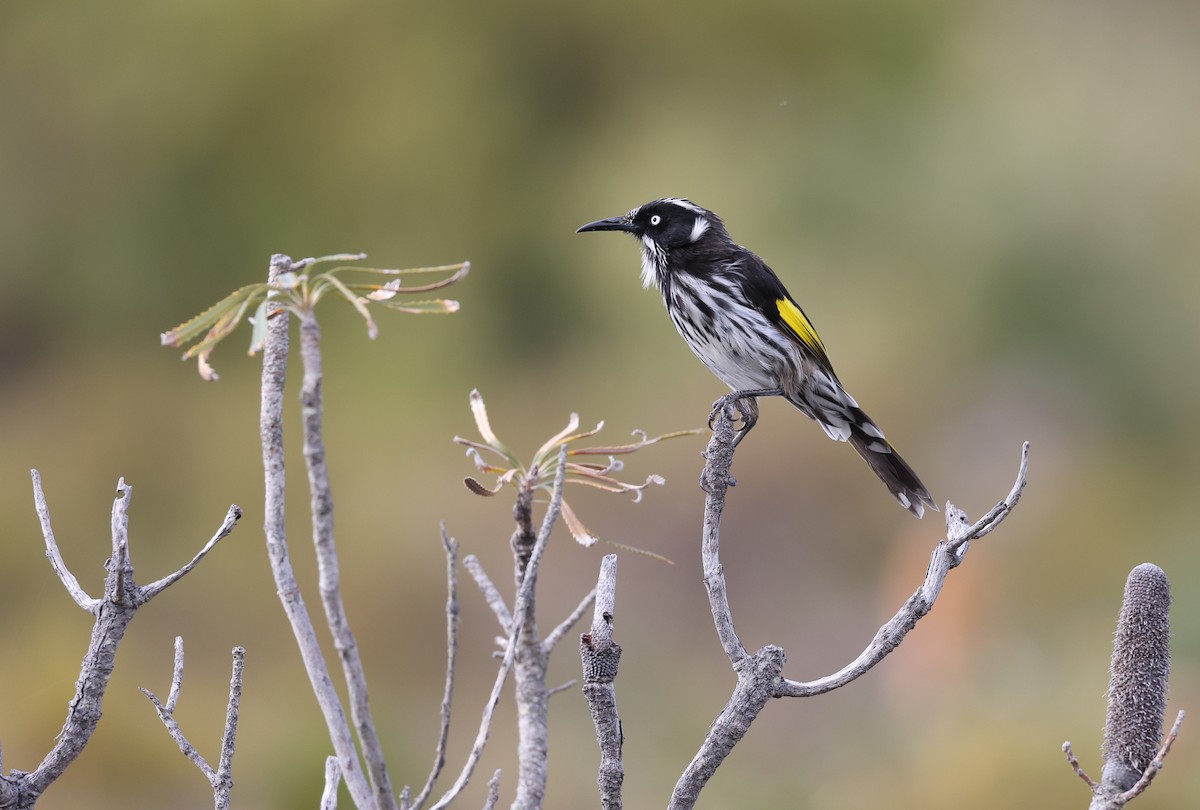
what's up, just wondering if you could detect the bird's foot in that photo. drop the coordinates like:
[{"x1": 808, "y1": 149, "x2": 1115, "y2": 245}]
[{"x1": 708, "y1": 392, "x2": 761, "y2": 445}]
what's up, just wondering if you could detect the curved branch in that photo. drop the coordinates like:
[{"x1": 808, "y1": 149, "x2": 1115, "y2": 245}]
[{"x1": 669, "y1": 409, "x2": 1030, "y2": 808}]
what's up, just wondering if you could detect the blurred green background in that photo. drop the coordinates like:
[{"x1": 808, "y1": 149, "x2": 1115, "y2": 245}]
[{"x1": 2, "y1": 0, "x2": 1197, "y2": 807}]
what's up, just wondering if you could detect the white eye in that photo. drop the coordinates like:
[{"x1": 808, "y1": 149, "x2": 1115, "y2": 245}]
[{"x1": 649, "y1": 214, "x2": 662, "y2": 226}]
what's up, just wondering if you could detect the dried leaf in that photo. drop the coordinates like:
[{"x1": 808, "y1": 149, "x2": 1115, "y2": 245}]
[
  {"x1": 601, "y1": 537, "x2": 675, "y2": 565},
  {"x1": 561, "y1": 500, "x2": 598, "y2": 547},
  {"x1": 318, "y1": 273, "x2": 380, "y2": 339},
  {"x1": 464, "y1": 477, "x2": 502, "y2": 497},
  {"x1": 570, "y1": 428, "x2": 704, "y2": 455},
  {"x1": 197, "y1": 351, "x2": 219, "y2": 382},
  {"x1": 468, "y1": 390, "x2": 508, "y2": 452},
  {"x1": 533, "y1": 412, "x2": 581, "y2": 463},
  {"x1": 365, "y1": 279, "x2": 402, "y2": 301}
]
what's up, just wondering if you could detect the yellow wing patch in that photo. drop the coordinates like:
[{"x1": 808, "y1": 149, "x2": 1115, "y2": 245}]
[{"x1": 775, "y1": 297, "x2": 828, "y2": 359}]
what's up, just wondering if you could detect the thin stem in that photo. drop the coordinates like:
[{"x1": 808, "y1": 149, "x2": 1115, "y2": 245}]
[
  {"x1": 298, "y1": 307, "x2": 397, "y2": 810},
  {"x1": 410, "y1": 526, "x2": 461, "y2": 810}
]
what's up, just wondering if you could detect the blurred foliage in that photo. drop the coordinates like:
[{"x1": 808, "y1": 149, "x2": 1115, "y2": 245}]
[{"x1": 1, "y1": 0, "x2": 1198, "y2": 808}]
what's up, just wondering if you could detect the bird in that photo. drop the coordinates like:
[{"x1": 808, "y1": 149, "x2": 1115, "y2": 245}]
[{"x1": 577, "y1": 197, "x2": 936, "y2": 518}]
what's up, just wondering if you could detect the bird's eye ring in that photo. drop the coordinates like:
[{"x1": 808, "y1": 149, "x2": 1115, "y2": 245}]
[{"x1": 649, "y1": 214, "x2": 662, "y2": 226}]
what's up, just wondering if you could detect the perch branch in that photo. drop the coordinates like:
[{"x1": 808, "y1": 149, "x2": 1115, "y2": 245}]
[
  {"x1": 668, "y1": 408, "x2": 1029, "y2": 809},
  {"x1": 780, "y1": 442, "x2": 1027, "y2": 696}
]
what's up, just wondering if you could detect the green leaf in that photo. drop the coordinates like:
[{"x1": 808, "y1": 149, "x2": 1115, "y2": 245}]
[{"x1": 160, "y1": 284, "x2": 266, "y2": 348}]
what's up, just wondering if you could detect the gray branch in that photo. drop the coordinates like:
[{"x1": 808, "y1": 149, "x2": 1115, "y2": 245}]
[
  {"x1": 463, "y1": 555, "x2": 513, "y2": 633},
  {"x1": 259, "y1": 254, "x2": 373, "y2": 809},
  {"x1": 297, "y1": 307, "x2": 397, "y2": 810},
  {"x1": 581, "y1": 555, "x2": 623, "y2": 810},
  {"x1": 321, "y1": 756, "x2": 343, "y2": 810},
  {"x1": 510, "y1": 449, "x2": 568, "y2": 810},
  {"x1": 544, "y1": 588, "x2": 596, "y2": 655},
  {"x1": 142, "y1": 504, "x2": 243, "y2": 600},
  {"x1": 481, "y1": 770, "x2": 502, "y2": 810},
  {"x1": 1063, "y1": 563, "x2": 1184, "y2": 809},
  {"x1": 406, "y1": 525, "x2": 461, "y2": 810},
  {"x1": 0, "y1": 476, "x2": 239, "y2": 809},
  {"x1": 667, "y1": 408, "x2": 1029, "y2": 808},
  {"x1": 30, "y1": 469, "x2": 98, "y2": 611},
  {"x1": 140, "y1": 639, "x2": 245, "y2": 810},
  {"x1": 429, "y1": 449, "x2": 567, "y2": 810}
]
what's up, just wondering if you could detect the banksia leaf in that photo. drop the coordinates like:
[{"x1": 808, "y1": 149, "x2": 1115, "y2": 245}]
[{"x1": 162, "y1": 254, "x2": 467, "y2": 379}]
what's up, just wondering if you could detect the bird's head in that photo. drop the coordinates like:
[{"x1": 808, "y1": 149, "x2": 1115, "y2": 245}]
[{"x1": 577, "y1": 198, "x2": 725, "y2": 287}]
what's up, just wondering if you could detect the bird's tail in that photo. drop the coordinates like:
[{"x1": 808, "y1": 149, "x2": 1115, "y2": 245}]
[
  {"x1": 846, "y1": 419, "x2": 937, "y2": 519},
  {"x1": 787, "y1": 385, "x2": 936, "y2": 518}
]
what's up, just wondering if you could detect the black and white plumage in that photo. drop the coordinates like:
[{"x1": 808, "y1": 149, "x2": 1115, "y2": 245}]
[{"x1": 577, "y1": 197, "x2": 936, "y2": 518}]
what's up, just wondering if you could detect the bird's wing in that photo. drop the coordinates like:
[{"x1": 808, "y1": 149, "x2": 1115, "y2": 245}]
[{"x1": 737, "y1": 253, "x2": 835, "y2": 372}]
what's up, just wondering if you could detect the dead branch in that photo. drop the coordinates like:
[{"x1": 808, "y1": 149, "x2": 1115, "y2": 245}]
[
  {"x1": 667, "y1": 406, "x2": 1029, "y2": 808},
  {"x1": 405, "y1": 526, "x2": 462, "y2": 810},
  {"x1": 297, "y1": 303, "x2": 397, "y2": 810},
  {"x1": 259, "y1": 253, "x2": 373, "y2": 809},
  {"x1": 0, "y1": 475, "x2": 240, "y2": 809},
  {"x1": 140, "y1": 639, "x2": 245, "y2": 810}
]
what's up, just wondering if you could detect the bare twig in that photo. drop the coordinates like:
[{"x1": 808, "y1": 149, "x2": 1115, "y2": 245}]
[
  {"x1": 464, "y1": 555, "x2": 513, "y2": 632},
  {"x1": 140, "y1": 640, "x2": 245, "y2": 810},
  {"x1": 297, "y1": 306, "x2": 397, "y2": 810},
  {"x1": 784, "y1": 444, "x2": 1027, "y2": 695},
  {"x1": 215, "y1": 646, "x2": 245, "y2": 804},
  {"x1": 0, "y1": 477, "x2": 239, "y2": 809},
  {"x1": 408, "y1": 526, "x2": 461, "y2": 810},
  {"x1": 581, "y1": 555, "x2": 623, "y2": 810},
  {"x1": 142, "y1": 504, "x2": 243, "y2": 600},
  {"x1": 481, "y1": 770, "x2": 502, "y2": 810},
  {"x1": 140, "y1": 639, "x2": 214, "y2": 781},
  {"x1": 543, "y1": 588, "x2": 596, "y2": 654},
  {"x1": 429, "y1": 450, "x2": 567, "y2": 810},
  {"x1": 321, "y1": 756, "x2": 343, "y2": 810},
  {"x1": 30, "y1": 469, "x2": 99, "y2": 611},
  {"x1": 259, "y1": 254, "x2": 372, "y2": 809},
  {"x1": 1063, "y1": 741, "x2": 1098, "y2": 789},
  {"x1": 1118, "y1": 710, "x2": 1185, "y2": 803},
  {"x1": 547, "y1": 680, "x2": 578, "y2": 698}
]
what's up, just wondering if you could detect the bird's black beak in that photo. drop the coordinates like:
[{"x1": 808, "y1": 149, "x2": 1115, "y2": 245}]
[{"x1": 576, "y1": 216, "x2": 638, "y2": 234}]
